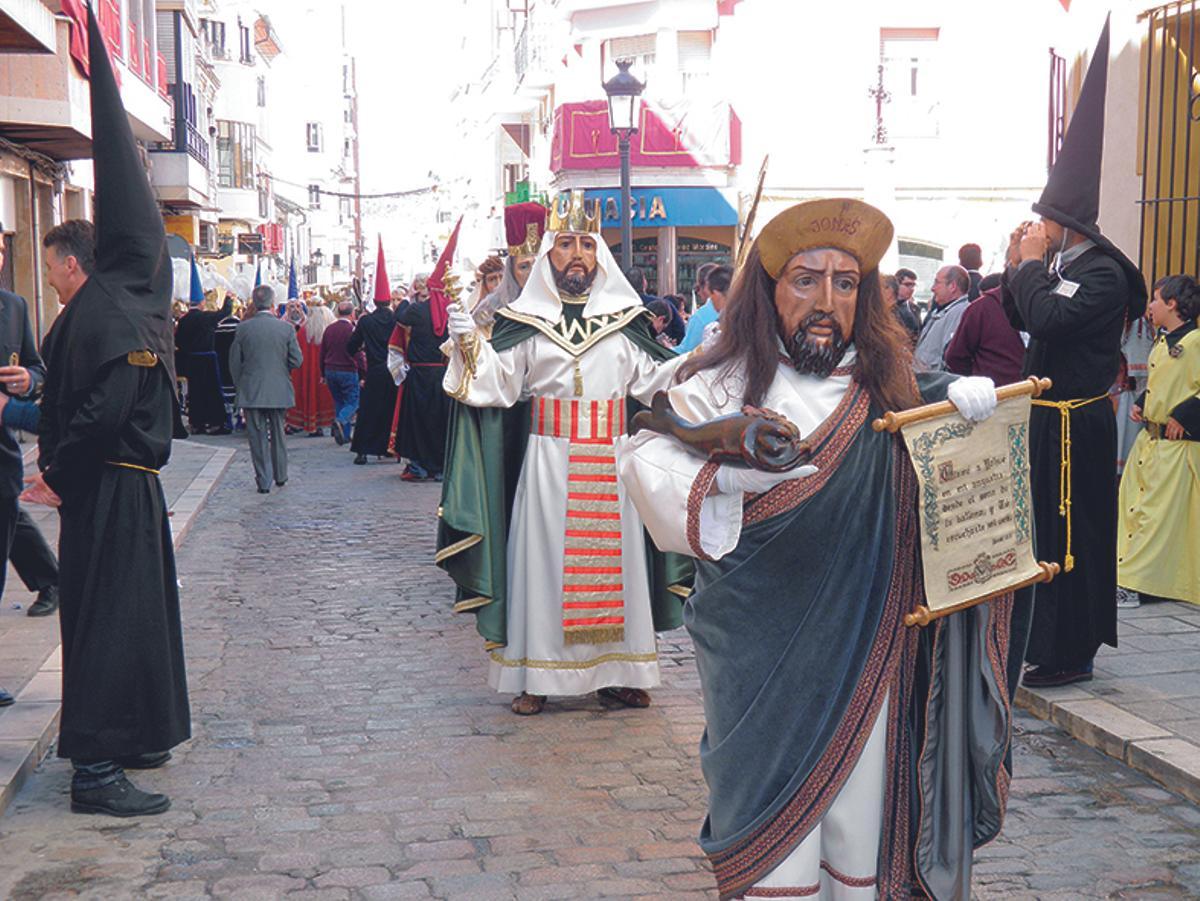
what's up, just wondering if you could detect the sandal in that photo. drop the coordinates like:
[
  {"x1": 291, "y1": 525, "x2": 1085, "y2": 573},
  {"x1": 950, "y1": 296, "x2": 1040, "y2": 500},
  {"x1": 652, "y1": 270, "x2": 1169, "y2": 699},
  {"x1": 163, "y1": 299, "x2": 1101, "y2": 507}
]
[
  {"x1": 598, "y1": 687, "x2": 651, "y2": 709},
  {"x1": 511, "y1": 692, "x2": 546, "y2": 716}
]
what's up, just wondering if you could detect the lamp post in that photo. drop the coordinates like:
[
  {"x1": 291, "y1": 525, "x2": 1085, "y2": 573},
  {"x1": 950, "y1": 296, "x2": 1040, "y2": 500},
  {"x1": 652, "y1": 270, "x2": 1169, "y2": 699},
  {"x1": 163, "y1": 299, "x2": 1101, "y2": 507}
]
[{"x1": 603, "y1": 59, "x2": 645, "y2": 272}]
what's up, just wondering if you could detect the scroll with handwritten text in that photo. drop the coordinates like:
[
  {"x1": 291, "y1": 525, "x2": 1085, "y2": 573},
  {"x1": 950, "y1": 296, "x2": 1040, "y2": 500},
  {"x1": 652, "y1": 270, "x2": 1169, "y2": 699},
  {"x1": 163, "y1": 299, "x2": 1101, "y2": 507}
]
[{"x1": 874, "y1": 378, "x2": 1059, "y2": 626}]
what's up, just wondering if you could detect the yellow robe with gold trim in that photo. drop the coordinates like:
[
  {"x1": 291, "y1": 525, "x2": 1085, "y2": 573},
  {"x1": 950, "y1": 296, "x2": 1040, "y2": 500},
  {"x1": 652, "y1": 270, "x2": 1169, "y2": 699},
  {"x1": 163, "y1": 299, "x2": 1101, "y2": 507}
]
[{"x1": 1117, "y1": 328, "x2": 1200, "y2": 604}]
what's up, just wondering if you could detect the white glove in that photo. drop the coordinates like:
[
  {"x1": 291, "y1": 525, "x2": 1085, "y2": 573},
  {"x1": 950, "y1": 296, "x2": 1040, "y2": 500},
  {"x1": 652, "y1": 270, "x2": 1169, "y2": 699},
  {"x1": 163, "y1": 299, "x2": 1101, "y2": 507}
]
[
  {"x1": 714, "y1": 463, "x2": 818, "y2": 495},
  {"x1": 947, "y1": 376, "x2": 997, "y2": 422},
  {"x1": 447, "y1": 303, "x2": 476, "y2": 340}
]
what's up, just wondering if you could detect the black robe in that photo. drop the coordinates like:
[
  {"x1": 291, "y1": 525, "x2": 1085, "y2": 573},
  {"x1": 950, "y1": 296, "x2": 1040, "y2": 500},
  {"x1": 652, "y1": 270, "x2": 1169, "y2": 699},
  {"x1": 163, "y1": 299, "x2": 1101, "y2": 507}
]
[
  {"x1": 348, "y1": 305, "x2": 399, "y2": 456},
  {"x1": 40, "y1": 346, "x2": 189, "y2": 761},
  {"x1": 175, "y1": 299, "x2": 232, "y2": 429},
  {"x1": 1003, "y1": 248, "x2": 1129, "y2": 672},
  {"x1": 393, "y1": 299, "x2": 449, "y2": 474}
]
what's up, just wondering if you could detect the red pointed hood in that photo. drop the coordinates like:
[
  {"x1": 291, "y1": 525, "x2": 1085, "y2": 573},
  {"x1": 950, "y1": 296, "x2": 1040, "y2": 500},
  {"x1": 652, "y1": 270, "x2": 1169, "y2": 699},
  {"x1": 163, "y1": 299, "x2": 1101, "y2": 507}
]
[
  {"x1": 428, "y1": 217, "x2": 463, "y2": 337},
  {"x1": 373, "y1": 236, "x2": 391, "y2": 302}
]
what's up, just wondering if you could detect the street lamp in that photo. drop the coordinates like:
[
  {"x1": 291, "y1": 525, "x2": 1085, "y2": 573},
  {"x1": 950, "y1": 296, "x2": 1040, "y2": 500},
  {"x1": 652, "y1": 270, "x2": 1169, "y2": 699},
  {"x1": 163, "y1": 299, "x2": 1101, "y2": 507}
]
[{"x1": 603, "y1": 59, "x2": 645, "y2": 272}]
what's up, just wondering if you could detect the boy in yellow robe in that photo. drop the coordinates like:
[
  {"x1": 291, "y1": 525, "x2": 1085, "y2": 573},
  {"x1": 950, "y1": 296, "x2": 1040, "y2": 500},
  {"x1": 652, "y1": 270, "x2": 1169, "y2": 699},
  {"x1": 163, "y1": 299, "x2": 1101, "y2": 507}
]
[{"x1": 1118, "y1": 275, "x2": 1200, "y2": 606}]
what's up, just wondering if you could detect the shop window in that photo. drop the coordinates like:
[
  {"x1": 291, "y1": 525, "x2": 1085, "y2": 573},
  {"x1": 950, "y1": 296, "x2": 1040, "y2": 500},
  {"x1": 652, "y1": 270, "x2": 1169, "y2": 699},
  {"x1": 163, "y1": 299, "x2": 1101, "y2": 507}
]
[
  {"x1": 216, "y1": 120, "x2": 255, "y2": 189},
  {"x1": 879, "y1": 27, "x2": 941, "y2": 139}
]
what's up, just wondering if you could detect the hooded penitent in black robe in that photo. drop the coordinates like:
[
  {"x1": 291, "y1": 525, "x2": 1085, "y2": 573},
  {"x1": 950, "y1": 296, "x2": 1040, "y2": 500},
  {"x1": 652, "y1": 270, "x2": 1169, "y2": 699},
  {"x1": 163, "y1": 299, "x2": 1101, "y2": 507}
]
[
  {"x1": 348, "y1": 305, "x2": 399, "y2": 456},
  {"x1": 37, "y1": 7, "x2": 189, "y2": 762},
  {"x1": 1003, "y1": 248, "x2": 1136, "y2": 673},
  {"x1": 175, "y1": 296, "x2": 232, "y2": 430},
  {"x1": 683, "y1": 373, "x2": 1011, "y2": 900},
  {"x1": 392, "y1": 298, "x2": 449, "y2": 475},
  {"x1": 999, "y1": 16, "x2": 1147, "y2": 682}
]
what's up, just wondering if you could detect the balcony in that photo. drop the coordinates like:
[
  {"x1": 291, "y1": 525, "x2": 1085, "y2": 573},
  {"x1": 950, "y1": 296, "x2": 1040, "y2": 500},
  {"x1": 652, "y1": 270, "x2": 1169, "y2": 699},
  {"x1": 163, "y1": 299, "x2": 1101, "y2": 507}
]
[
  {"x1": 0, "y1": 17, "x2": 91, "y2": 158},
  {"x1": 0, "y1": 0, "x2": 57, "y2": 53},
  {"x1": 513, "y1": 15, "x2": 556, "y2": 91}
]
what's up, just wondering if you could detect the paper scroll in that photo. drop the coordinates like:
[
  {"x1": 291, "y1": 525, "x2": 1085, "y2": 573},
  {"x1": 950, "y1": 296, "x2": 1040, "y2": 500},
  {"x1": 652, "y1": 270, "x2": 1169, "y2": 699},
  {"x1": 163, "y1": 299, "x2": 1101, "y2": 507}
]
[{"x1": 874, "y1": 377, "x2": 1059, "y2": 627}]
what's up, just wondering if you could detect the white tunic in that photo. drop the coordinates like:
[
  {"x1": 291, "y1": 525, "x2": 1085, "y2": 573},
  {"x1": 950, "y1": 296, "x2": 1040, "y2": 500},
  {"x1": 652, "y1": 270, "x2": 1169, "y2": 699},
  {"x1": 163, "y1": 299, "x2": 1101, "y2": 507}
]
[
  {"x1": 445, "y1": 312, "x2": 684, "y2": 696},
  {"x1": 618, "y1": 350, "x2": 887, "y2": 897}
]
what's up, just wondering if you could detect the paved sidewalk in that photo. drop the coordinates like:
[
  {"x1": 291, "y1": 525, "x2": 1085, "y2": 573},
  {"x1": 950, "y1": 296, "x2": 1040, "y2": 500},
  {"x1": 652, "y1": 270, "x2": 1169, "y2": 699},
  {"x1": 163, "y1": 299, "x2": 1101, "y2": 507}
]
[
  {"x1": 1, "y1": 435, "x2": 1199, "y2": 899},
  {"x1": 0, "y1": 438, "x2": 234, "y2": 815},
  {"x1": 1018, "y1": 599, "x2": 1200, "y2": 805}
]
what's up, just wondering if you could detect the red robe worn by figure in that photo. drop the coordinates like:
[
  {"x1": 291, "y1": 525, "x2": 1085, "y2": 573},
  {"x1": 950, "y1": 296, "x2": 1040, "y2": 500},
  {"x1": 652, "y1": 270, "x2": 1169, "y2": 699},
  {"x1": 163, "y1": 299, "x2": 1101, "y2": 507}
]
[{"x1": 287, "y1": 327, "x2": 335, "y2": 433}]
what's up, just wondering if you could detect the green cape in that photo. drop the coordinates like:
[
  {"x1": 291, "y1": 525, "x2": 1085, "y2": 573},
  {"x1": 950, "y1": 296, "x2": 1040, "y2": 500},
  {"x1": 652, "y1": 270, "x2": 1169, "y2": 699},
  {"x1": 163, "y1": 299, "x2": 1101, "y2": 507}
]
[{"x1": 436, "y1": 306, "x2": 692, "y2": 648}]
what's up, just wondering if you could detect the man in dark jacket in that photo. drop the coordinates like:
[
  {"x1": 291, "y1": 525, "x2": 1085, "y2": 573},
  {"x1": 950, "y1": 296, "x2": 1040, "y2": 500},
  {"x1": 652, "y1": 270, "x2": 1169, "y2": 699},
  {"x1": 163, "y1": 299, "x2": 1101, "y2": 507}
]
[{"x1": 0, "y1": 240, "x2": 47, "y2": 707}]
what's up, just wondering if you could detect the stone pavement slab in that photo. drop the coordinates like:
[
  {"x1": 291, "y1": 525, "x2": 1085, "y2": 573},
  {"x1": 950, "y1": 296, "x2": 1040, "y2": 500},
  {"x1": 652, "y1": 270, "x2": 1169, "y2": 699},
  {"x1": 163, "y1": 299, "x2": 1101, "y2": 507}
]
[
  {"x1": 1018, "y1": 598, "x2": 1200, "y2": 805},
  {"x1": 0, "y1": 433, "x2": 1197, "y2": 899},
  {"x1": 0, "y1": 438, "x2": 234, "y2": 816}
]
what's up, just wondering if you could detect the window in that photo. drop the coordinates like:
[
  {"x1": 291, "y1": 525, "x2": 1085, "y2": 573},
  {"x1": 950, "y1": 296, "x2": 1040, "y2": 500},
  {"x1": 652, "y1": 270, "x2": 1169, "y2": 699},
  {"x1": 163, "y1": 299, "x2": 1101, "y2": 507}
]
[
  {"x1": 502, "y1": 163, "x2": 524, "y2": 195},
  {"x1": 257, "y1": 75, "x2": 266, "y2": 108},
  {"x1": 343, "y1": 137, "x2": 352, "y2": 158},
  {"x1": 239, "y1": 20, "x2": 252, "y2": 64},
  {"x1": 604, "y1": 34, "x2": 655, "y2": 81},
  {"x1": 216, "y1": 120, "x2": 255, "y2": 189},
  {"x1": 437, "y1": 210, "x2": 453, "y2": 225},
  {"x1": 344, "y1": 106, "x2": 353, "y2": 124},
  {"x1": 338, "y1": 196, "x2": 351, "y2": 224},
  {"x1": 308, "y1": 184, "x2": 321, "y2": 209},
  {"x1": 203, "y1": 18, "x2": 227, "y2": 59},
  {"x1": 678, "y1": 31, "x2": 713, "y2": 93},
  {"x1": 306, "y1": 122, "x2": 322, "y2": 153},
  {"x1": 258, "y1": 178, "x2": 271, "y2": 219},
  {"x1": 879, "y1": 28, "x2": 941, "y2": 139},
  {"x1": 332, "y1": 253, "x2": 342, "y2": 269},
  {"x1": 342, "y1": 64, "x2": 349, "y2": 95}
]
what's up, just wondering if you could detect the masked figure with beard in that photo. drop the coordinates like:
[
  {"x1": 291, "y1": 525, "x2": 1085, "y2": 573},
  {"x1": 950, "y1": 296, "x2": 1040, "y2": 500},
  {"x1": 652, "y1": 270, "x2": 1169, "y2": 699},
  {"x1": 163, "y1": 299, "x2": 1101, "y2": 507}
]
[
  {"x1": 620, "y1": 199, "x2": 1013, "y2": 900},
  {"x1": 438, "y1": 190, "x2": 692, "y2": 716}
]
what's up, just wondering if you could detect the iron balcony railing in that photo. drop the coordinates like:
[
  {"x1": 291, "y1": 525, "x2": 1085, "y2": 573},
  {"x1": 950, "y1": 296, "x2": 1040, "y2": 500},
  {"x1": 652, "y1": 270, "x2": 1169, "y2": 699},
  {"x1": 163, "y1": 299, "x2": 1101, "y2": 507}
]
[{"x1": 1139, "y1": 0, "x2": 1200, "y2": 282}]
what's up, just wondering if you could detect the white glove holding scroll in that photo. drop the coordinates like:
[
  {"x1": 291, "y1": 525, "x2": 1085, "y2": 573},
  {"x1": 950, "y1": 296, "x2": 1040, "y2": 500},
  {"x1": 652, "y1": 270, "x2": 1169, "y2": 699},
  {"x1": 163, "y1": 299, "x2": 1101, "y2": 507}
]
[
  {"x1": 714, "y1": 463, "x2": 818, "y2": 495},
  {"x1": 446, "y1": 303, "x2": 476, "y2": 340},
  {"x1": 947, "y1": 376, "x2": 998, "y2": 422}
]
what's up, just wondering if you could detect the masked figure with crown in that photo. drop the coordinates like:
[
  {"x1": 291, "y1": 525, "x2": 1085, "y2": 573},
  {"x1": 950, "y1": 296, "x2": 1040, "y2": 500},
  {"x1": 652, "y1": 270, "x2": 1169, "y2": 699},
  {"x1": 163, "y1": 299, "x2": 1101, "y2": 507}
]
[{"x1": 437, "y1": 190, "x2": 691, "y2": 716}]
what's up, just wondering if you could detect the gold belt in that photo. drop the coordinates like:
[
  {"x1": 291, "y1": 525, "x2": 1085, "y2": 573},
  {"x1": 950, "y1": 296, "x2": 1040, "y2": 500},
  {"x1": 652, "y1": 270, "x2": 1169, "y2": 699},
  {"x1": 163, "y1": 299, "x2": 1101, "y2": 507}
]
[
  {"x1": 106, "y1": 461, "x2": 161, "y2": 475},
  {"x1": 1030, "y1": 393, "x2": 1109, "y2": 572}
]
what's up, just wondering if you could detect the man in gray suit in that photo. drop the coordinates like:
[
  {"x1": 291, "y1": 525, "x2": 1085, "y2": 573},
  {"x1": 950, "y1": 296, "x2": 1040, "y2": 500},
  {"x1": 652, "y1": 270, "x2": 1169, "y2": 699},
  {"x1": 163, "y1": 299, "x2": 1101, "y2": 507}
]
[{"x1": 230, "y1": 285, "x2": 303, "y2": 493}]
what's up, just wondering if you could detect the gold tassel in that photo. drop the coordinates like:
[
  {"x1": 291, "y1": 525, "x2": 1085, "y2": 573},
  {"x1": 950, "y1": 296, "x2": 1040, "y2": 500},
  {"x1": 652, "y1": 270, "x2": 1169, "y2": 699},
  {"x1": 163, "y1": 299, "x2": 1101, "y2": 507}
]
[{"x1": 573, "y1": 358, "x2": 584, "y2": 397}]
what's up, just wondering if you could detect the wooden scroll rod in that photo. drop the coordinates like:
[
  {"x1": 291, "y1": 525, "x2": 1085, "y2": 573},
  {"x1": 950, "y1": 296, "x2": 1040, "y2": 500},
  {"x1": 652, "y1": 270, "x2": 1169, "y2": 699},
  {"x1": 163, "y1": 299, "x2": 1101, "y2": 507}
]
[
  {"x1": 872, "y1": 376, "x2": 1053, "y2": 434},
  {"x1": 904, "y1": 561, "x2": 1060, "y2": 628}
]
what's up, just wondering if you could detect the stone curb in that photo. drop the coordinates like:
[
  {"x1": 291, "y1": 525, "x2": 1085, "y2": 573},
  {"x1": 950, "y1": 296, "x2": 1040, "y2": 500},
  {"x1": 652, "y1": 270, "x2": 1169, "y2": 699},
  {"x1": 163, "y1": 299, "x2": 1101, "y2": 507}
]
[
  {"x1": 0, "y1": 445, "x2": 236, "y2": 818},
  {"x1": 1017, "y1": 684, "x2": 1200, "y2": 806}
]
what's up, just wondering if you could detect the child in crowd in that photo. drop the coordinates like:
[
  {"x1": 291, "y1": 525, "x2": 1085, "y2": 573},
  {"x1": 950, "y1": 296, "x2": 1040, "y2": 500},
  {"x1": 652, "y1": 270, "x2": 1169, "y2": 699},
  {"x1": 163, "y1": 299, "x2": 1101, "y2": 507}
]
[{"x1": 1116, "y1": 274, "x2": 1200, "y2": 607}]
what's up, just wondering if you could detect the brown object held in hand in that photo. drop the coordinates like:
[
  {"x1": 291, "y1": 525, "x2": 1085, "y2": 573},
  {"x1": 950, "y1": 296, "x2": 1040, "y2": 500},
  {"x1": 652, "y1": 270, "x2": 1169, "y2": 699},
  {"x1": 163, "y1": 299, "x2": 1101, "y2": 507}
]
[{"x1": 631, "y1": 391, "x2": 813, "y2": 472}]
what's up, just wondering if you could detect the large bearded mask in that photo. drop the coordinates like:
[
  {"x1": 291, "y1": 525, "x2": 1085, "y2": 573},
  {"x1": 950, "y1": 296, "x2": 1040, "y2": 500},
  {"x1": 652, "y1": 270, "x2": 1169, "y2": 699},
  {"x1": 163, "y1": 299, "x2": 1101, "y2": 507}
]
[
  {"x1": 774, "y1": 248, "x2": 860, "y2": 378},
  {"x1": 548, "y1": 232, "x2": 599, "y2": 297}
]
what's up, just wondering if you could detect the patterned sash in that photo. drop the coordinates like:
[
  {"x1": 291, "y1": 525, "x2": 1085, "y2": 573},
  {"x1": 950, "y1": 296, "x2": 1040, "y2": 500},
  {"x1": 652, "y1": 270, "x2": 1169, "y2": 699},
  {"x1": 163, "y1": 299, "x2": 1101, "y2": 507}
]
[{"x1": 530, "y1": 397, "x2": 628, "y2": 645}]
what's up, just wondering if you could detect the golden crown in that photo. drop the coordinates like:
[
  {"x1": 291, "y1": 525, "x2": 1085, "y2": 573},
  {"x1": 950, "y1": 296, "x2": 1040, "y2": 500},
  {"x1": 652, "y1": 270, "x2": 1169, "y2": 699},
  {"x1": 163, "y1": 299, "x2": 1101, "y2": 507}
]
[{"x1": 548, "y1": 190, "x2": 602, "y2": 234}]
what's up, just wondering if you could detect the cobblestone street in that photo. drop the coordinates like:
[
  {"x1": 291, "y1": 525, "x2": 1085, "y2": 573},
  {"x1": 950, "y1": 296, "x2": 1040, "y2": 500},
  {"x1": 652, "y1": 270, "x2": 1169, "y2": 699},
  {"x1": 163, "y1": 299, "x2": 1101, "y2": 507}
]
[{"x1": 0, "y1": 436, "x2": 1198, "y2": 900}]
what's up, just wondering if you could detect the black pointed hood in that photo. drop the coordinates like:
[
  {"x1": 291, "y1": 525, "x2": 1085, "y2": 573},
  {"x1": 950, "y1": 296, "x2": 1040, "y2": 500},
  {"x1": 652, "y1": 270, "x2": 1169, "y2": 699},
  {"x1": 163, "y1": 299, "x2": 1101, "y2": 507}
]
[
  {"x1": 52, "y1": 3, "x2": 175, "y2": 397},
  {"x1": 1033, "y1": 16, "x2": 1147, "y2": 318}
]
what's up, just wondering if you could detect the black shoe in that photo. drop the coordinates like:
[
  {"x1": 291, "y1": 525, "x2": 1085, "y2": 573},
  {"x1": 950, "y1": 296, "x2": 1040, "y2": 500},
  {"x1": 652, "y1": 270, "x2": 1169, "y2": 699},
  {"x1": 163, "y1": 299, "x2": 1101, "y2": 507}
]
[
  {"x1": 353, "y1": 454, "x2": 367, "y2": 465},
  {"x1": 307, "y1": 429, "x2": 324, "y2": 437},
  {"x1": 1022, "y1": 663, "x2": 1094, "y2": 688},
  {"x1": 331, "y1": 422, "x2": 346, "y2": 446},
  {"x1": 257, "y1": 487, "x2": 270, "y2": 494},
  {"x1": 0, "y1": 688, "x2": 13, "y2": 707},
  {"x1": 27, "y1": 585, "x2": 59, "y2": 617},
  {"x1": 275, "y1": 480, "x2": 286, "y2": 487},
  {"x1": 71, "y1": 775, "x2": 170, "y2": 817},
  {"x1": 115, "y1": 751, "x2": 171, "y2": 770}
]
